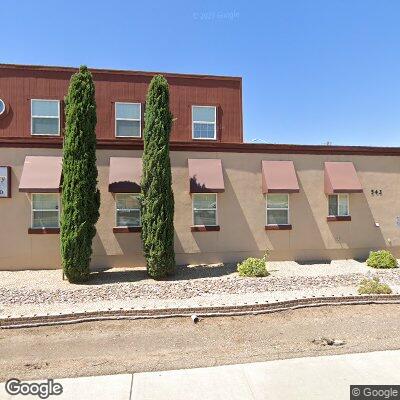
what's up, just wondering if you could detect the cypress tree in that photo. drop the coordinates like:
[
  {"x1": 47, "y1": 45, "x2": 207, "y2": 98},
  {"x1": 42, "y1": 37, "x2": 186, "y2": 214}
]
[
  {"x1": 141, "y1": 75, "x2": 175, "y2": 278},
  {"x1": 61, "y1": 66, "x2": 100, "y2": 283}
]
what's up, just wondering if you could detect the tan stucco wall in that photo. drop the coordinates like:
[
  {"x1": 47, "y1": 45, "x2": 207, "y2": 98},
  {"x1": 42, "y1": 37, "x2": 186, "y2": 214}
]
[{"x1": 1, "y1": 147, "x2": 399, "y2": 270}]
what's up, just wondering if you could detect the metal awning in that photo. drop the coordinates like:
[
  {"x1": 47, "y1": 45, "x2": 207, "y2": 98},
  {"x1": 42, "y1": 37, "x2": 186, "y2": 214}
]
[
  {"x1": 188, "y1": 159, "x2": 225, "y2": 193},
  {"x1": 108, "y1": 157, "x2": 142, "y2": 193},
  {"x1": 19, "y1": 156, "x2": 62, "y2": 193},
  {"x1": 261, "y1": 160, "x2": 299, "y2": 193},
  {"x1": 324, "y1": 162, "x2": 363, "y2": 194}
]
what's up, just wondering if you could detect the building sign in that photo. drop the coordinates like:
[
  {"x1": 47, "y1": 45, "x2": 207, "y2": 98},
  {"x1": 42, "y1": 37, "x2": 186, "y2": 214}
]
[{"x1": 0, "y1": 166, "x2": 11, "y2": 198}]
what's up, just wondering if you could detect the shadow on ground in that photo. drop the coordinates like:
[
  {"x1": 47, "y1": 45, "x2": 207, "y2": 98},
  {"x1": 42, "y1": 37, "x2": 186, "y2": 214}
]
[{"x1": 87, "y1": 263, "x2": 237, "y2": 285}]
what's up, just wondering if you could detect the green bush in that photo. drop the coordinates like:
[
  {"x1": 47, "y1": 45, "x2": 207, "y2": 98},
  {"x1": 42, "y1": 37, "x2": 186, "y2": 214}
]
[
  {"x1": 237, "y1": 253, "x2": 269, "y2": 277},
  {"x1": 358, "y1": 277, "x2": 392, "y2": 295},
  {"x1": 366, "y1": 250, "x2": 398, "y2": 269}
]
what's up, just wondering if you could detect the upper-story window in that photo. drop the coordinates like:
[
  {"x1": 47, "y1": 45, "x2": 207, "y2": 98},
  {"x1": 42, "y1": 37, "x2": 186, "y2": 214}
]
[
  {"x1": 115, "y1": 102, "x2": 141, "y2": 138},
  {"x1": 192, "y1": 106, "x2": 216, "y2": 140},
  {"x1": 31, "y1": 100, "x2": 60, "y2": 136}
]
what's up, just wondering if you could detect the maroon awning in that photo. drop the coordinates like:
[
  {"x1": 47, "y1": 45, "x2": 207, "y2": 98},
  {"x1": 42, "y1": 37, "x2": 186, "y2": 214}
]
[
  {"x1": 19, "y1": 156, "x2": 62, "y2": 193},
  {"x1": 324, "y1": 162, "x2": 363, "y2": 194},
  {"x1": 188, "y1": 159, "x2": 225, "y2": 193},
  {"x1": 108, "y1": 157, "x2": 142, "y2": 193},
  {"x1": 261, "y1": 161, "x2": 299, "y2": 194}
]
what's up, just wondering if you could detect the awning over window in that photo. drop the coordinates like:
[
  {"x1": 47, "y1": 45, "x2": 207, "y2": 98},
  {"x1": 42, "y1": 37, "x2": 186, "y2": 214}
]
[
  {"x1": 188, "y1": 159, "x2": 225, "y2": 193},
  {"x1": 108, "y1": 157, "x2": 142, "y2": 193},
  {"x1": 261, "y1": 161, "x2": 300, "y2": 194},
  {"x1": 19, "y1": 156, "x2": 62, "y2": 193},
  {"x1": 324, "y1": 162, "x2": 363, "y2": 194}
]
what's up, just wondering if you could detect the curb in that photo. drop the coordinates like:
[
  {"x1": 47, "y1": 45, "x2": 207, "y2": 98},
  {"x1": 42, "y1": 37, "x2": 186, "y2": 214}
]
[{"x1": 2, "y1": 294, "x2": 400, "y2": 329}]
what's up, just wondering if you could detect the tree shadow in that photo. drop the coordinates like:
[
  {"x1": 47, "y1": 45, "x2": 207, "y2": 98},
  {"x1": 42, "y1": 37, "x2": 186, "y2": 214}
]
[
  {"x1": 108, "y1": 180, "x2": 141, "y2": 193},
  {"x1": 190, "y1": 175, "x2": 208, "y2": 192},
  {"x1": 86, "y1": 262, "x2": 237, "y2": 284}
]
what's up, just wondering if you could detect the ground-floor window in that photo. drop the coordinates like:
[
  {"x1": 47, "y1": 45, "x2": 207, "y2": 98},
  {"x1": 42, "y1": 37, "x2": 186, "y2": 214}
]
[
  {"x1": 328, "y1": 194, "x2": 349, "y2": 216},
  {"x1": 266, "y1": 194, "x2": 289, "y2": 225},
  {"x1": 31, "y1": 193, "x2": 60, "y2": 228},
  {"x1": 192, "y1": 193, "x2": 217, "y2": 226},
  {"x1": 115, "y1": 193, "x2": 141, "y2": 227}
]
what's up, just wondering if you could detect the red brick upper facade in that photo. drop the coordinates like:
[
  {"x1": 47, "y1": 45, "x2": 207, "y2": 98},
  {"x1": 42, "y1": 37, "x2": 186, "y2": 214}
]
[{"x1": 0, "y1": 64, "x2": 243, "y2": 144}]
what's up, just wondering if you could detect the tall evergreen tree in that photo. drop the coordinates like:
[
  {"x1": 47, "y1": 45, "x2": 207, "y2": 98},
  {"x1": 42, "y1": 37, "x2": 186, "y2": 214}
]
[
  {"x1": 61, "y1": 66, "x2": 100, "y2": 283},
  {"x1": 141, "y1": 75, "x2": 175, "y2": 278}
]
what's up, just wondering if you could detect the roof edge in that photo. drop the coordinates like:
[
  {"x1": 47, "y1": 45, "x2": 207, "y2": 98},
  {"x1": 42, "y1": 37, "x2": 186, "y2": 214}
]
[
  {"x1": 0, "y1": 138, "x2": 399, "y2": 156},
  {"x1": 0, "y1": 63, "x2": 242, "y2": 81}
]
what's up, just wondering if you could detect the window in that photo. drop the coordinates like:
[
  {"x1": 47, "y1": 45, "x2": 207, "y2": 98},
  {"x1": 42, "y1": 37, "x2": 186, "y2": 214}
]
[
  {"x1": 192, "y1": 106, "x2": 216, "y2": 140},
  {"x1": 0, "y1": 99, "x2": 5, "y2": 115},
  {"x1": 266, "y1": 194, "x2": 289, "y2": 225},
  {"x1": 115, "y1": 102, "x2": 141, "y2": 137},
  {"x1": 328, "y1": 194, "x2": 349, "y2": 216},
  {"x1": 31, "y1": 100, "x2": 60, "y2": 135},
  {"x1": 192, "y1": 193, "x2": 217, "y2": 226},
  {"x1": 31, "y1": 194, "x2": 59, "y2": 228},
  {"x1": 116, "y1": 193, "x2": 141, "y2": 227}
]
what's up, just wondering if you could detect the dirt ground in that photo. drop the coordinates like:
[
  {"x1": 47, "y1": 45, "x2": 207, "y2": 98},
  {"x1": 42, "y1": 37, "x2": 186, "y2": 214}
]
[{"x1": 1, "y1": 304, "x2": 400, "y2": 381}]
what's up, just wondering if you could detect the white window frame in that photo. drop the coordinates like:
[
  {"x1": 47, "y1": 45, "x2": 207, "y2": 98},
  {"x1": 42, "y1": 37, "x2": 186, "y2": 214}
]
[
  {"x1": 192, "y1": 105, "x2": 217, "y2": 140},
  {"x1": 328, "y1": 193, "x2": 350, "y2": 217},
  {"x1": 31, "y1": 99, "x2": 61, "y2": 136},
  {"x1": 266, "y1": 193, "x2": 290, "y2": 225},
  {"x1": 192, "y1": 193, "x2": 218, "y2": 226},
  {"x1": 115, "y1": 102, "x2": 142, "y2": 138},
  {"x1": 31, "y1": 193, "x2": 60, "y2": 229},
  {"x1": 115, "y1": 193, "x2": 141, "y2": 227}
]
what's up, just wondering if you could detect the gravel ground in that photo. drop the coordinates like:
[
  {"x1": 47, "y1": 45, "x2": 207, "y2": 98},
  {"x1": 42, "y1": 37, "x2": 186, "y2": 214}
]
[{"x1": 1, "y1": 260, "x2": 400, "y2": 318}]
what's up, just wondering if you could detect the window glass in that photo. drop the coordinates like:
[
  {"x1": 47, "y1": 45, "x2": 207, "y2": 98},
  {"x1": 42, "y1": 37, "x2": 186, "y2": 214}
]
[
  {"x1": 31, "y1": 100, "x2": 60, "y2": 135},
  {"x1": 192, "y1": 106, "x2": 215, "y2": 123},
  {"x1": 32, "y1": 194, "x2": 59, "y2": 228},
  {"x1": 267, "y1": 194, "x2": 288, "y2": 209},
  {"x1": 267, "y1": 194, "x2": 289, "y2": 225},
  {"x1": 116, "y1": 193, "x2": 141, "y2": 227},
  {"x1": 193, "y1": 193, "x2": 217, "y2": 225},
  {"x1": 0, "y1": 99, "x2": 5, "y2": 115},
  {"x1": 328, "y1": 195, "x2": 338, "y2": 216},
  {"x1": 193, "y1": 123, "x2": 215, "y2": 139},
  {"x1": 32, "y1": 100, "x2": 59, "y2": 117},
  {"x1": 338, "y1": 194, "x2": 349, "y2": 216},
  {"x1": 115, "y1": 103, "x2": 141, "y2": 137},
  {"x1": 267, "y1": 210, "x2": 288, "y2": 225},
  {"x1": 328, "y1": 194, "x2": 349, "y2": 216},
  {"x1": 116, "y1": 120, "x2": 141, "y2": 137},
  {"x1": 116, "y1": 103, "x2": 140, "y2": 120},
  {"x1": 193, "y1": 193, "x2": 217, "y2": 210},
  {"x1": 32, "y1": 118, "x2": 59, "y2": 135},
  {"x1": 192, "y1": 106, "x2": 216, "y2": 139}
]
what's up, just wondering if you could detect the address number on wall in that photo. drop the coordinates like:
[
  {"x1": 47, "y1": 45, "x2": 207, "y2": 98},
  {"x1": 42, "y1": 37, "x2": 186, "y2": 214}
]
[{"x1": 0, "y1": 166, "x2": 11, "y2": 198}]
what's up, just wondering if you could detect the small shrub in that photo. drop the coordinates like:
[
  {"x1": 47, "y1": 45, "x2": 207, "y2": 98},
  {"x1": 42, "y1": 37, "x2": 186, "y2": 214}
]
[
  {"x1": 358, "y1": 277, "x2": 392, "y2": 295},
  {"x1": 366, "y1": 250, "x2": 398, "y2": 269},
  {"x1": 237, "y1": 253, "x2": 269, "y2": 277}
]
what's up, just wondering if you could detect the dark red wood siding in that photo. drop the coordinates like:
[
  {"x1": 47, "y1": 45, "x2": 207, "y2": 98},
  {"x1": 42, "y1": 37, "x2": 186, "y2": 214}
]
[{"x1": 0, "y1": 65, "x2": 243, "y2": 143}]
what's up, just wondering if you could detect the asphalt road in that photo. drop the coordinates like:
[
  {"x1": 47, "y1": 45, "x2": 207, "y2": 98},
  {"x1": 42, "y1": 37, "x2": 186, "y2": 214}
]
[{"x1": 1, "y1": 304, "x2": 400, "y2": 381}]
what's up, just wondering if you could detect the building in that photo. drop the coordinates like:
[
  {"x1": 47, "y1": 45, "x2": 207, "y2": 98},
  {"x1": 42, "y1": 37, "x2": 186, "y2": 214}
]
[{"x1": 0, "y1": 63, "x2": 399, "y2": 270}]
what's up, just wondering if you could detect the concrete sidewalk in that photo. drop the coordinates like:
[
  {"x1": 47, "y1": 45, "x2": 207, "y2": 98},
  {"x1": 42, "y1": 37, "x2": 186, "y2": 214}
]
[{"x1": 1, "y1": 350, "x2": 399, "y2": 399}]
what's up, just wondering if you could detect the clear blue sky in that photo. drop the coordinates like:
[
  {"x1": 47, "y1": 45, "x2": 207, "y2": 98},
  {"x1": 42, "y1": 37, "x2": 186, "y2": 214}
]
[{"x1": 2, "y1": 0, "x2": 400, "y2": 146}]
